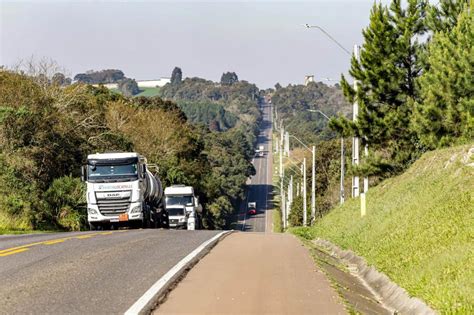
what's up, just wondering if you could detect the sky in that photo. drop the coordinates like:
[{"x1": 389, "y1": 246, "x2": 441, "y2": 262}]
[{"x1": 0, "y1": 0, "x2": 389, "y2": 88}]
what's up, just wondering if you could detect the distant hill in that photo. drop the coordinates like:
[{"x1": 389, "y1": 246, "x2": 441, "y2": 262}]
[{"x1": 271, "y1": 82, "x2": 351, "y2": 142}]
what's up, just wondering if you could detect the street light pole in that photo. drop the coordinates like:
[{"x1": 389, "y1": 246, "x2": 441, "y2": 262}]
[
  {"x1": 304, "y1": 24, "x2": 363, "y2": 202},
  {"x1": 352, "y1": 44, "x2": 360, "y2": 198},
  {"x1": 340, "y1": 138, "x2": 345, "y2": 204},
  {"x1": 307, "y1": 109, "x2": 345, "y2": 205},
  {"x1": 311, "y1": 145, "x2": 316, "y2": 221},
  {"x1": 287, "y1": 134, "x2": 315, "y2": 225},
  {"x1": 303, "y1": 157, "x2": 307, "y2": 226}
]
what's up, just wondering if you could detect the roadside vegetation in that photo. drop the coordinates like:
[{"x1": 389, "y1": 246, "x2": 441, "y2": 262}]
[
  {"x1": 278, "y1": 1, "x2": 472, "y2": 312},
  {"x1": 0, "y1": 65, "x2": 260, "y2": 233},
  {"x1": 292, "y1": 144, "x2": 474, "y2": 313}
]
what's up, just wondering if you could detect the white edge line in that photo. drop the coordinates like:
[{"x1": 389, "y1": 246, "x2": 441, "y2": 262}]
[{"x1": 124, "y1": 230, "x2": 230, "y2": 315}]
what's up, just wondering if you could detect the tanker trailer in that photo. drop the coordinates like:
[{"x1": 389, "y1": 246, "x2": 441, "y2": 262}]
[{"x1": 82, "y1": 152, "x2": 168, "y2": 230}]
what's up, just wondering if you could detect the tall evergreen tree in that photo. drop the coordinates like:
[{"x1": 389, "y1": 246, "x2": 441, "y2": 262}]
[
  {"x1": 426, "y1": 0, "x2": 470, "y2": 33},
  {"x1": 170, "y1": 67, "x2": 182, "y2": 85},
  {"x1": 412, "y1": 3, "x2": 473, "y2": 148},
  {"x1": 331, "y1": 0, "x2": 427, "y2": 174},
  {"x1": 220, "y1": 72, "x2": 238, "y2": 85}
]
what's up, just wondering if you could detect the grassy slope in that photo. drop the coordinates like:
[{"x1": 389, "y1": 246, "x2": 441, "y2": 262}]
[{"x1": 292, "y1": 144, "x2": 474, "y2": 314}]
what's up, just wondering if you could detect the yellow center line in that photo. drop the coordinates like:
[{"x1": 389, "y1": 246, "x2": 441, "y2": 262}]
[
  {"x1": 43, "y1": 239, "x2": 66, "y2": 245},
  {"x1": 0, "y1": 241, "x2": 45, "y2": 254},
  {"x1": 0, "y1": 248, "x2": 29, "y2": 257},
  {"x1": 75, "y1": 234, "x2": 94, "y2": 239},
  {"x1": 99, "y1": 232, "x2": 114, "y2": 235},
  {"x1": 0, "y1": 230, "x2": 129, "y2": 257}
]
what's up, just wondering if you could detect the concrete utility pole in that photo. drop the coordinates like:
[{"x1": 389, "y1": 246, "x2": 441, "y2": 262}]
[
  {"x1": 287, "y1": 134, "x2": 315, "y2": 225},
  {"x1": 303, "y1": 158, "x2": 307, "y2": 226},
  {"x1": 311, "y1": 146, "x2": 316, "y2": 221},
  {"x1": 340, "y1": 137, "x2": 345, "y2": 204},
  {"x1": 285, "y1": 131, "x2": 290, "y2": 157},
  {"x1": 352, "y1": 44, "x2": 360, "y2": 198},
  {"x1": 307, "y1": 109, "x2": 345, "y2": 205},
  {"x1": 279, "y1": 143, "x2": 283, "y2": 178},
  {"x1": 282, "y1": 188, "x2": 286, "y2": 229},
  {"x1": 280, "y1": 121, "x2": 284, "y2": 149}
]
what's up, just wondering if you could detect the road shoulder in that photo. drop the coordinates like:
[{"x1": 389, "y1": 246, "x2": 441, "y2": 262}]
[{"x1": 154, "y1": 232, "x2": 347, "y2": 314}]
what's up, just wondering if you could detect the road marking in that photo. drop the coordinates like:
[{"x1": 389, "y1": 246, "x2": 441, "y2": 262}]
[
  {"x1": 43, "y1": 239, "x2": 66, "y2": 245},
  {"x1": 124, "y1": 231, "x2": 230, "y2": 315},
  {"x1": 0, "y1": 248, "x2": 29, "y2": 257},
  {"x1": 0, "y1": 241, "x2": 44, "y2": 254},
  {"x1": 0, "y1": 230, "x2": 128, "y2": 257}
]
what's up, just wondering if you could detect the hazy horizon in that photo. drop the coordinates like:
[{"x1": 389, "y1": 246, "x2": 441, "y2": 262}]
[{"x1": 1, "y1": 1, "x2": 386, "y2": 89}]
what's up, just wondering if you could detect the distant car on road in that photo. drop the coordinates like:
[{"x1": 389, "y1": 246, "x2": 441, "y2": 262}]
[
  {"x1": 247, "y1": 202, "x2": 257, "y2": 215},
  {"x1": 247, "y1": 208, "x2": 257, "y2": 215}
]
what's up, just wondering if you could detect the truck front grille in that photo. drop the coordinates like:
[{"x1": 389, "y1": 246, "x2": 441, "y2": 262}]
[{"x1": 96, "y1": 195, "x2": 131, "y2": 216}]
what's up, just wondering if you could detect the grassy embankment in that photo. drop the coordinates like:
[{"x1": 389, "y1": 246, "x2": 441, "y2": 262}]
[{"x1": 291, "y1": 144, "x2": 474, "y2": 314}]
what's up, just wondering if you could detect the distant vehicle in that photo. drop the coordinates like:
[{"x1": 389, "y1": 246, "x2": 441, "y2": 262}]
[
  {"x1": 258, "y1": 151, "x2": 264, "y2": 157},
  {"x1": 165, "y1": 185, "x2": 202, "y2": 230},
  {"x1": 247, "y1": 208, "x2": 257, "y2": 215},
  {"x1": 247, "y1": 202, "x2": 257, "y2": 215}
]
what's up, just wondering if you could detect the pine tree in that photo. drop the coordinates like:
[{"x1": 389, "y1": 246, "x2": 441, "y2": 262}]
[
  {"x1": 170, "y1": 67, "x2": 182, "y2": 85},
  {"x1": 330, "y1": 0, "x2": 427, "y2": 174},
  {"x1": 426, "y1": 0, "x2": 470, "y2": 33},
  {"x1": 412, "y1": 2, "x2": 474, "y2": 148}
]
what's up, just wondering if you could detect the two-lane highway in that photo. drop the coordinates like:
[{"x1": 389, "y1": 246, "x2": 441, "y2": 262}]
[
  {"x1": 0, "y1": 230, "x2": 222, "y2": 314},
  {"x1": 236, "y1": 99, "x2": 273, "y2": 232}
]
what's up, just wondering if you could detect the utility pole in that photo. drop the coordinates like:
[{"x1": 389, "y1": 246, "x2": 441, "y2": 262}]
[
  {"x1": 340, "y1": 137, "x2": 345, "y2": 204},
  {"x1": 285, "y1": 131, "x2": 290, "y2": 157},
  {"x1": 352, "y1": 44, "x2": 360, "y2": 198},
  {"x1": 282, "y1": 188, "x2": 286, "y2": 229},
  {"x1": 303, "y1": 158, "x2": 307, "y2": 226},
  {"x1": 364, "y1": 139, "x2": 369, "y2": 193},
  {"x1": 280, "y1": 121, "x2": 284, "y2": 149},
  {"x1": 279, "y1": 142, "x2": 283, "y2": 178},
  {"x1": 311, "y1": 146, "x2": 316, "y2": 221}
]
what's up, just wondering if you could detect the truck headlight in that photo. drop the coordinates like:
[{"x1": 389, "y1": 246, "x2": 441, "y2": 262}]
[
  {"x1": 179, "y1": 217, "x2": 185, "y2": 222},
  {"x1": 88, "y1": 208, "x2": 97, "y2": 215},
  {"x1": 131, "y1": 206, "x2": 142, "y2": 213}
]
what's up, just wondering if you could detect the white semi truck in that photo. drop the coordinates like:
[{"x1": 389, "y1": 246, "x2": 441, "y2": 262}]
[
  {"x1": 164, "y1": 185, "x2": 202, "y2": 230},
  {"x1": 82, "y1": 152, "x2": 168, "y2": 230}
]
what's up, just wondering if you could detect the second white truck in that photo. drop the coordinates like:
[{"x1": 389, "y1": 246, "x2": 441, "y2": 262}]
[{"x1": 164, "y1": 185, "x2": 202, "y2": 230}]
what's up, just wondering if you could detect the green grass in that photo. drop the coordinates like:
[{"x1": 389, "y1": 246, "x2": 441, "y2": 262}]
[
  {"x1": 135, "y1": 87, "x2": 161, "y2": 97},
  {"x1": 108, "y1": 87, "x2": 161, "y2": 98},
  {"x1": 291, "y1": 144, "x2": 474, "y2": 314}
]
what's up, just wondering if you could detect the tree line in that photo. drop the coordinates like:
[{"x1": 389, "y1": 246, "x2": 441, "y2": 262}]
[
  {"x1": 331, "y1": 0, "x2": 473, "y2": 177},
  {"x1": 0, "y1": 66, "x2": 259, "y2": 232}
]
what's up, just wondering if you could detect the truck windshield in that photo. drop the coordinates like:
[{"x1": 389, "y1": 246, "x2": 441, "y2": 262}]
[
  {"x1": 166, "y1": 195, "x2": 193, "y2": 206},
  {"x1": 87, "y1": 163, "x2": 138, "y2": 182},
  {"x1": 168, "y1": 207, "x2": 185, "y2": 216}
]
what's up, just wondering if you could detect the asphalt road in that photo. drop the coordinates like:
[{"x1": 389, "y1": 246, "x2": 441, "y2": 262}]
[
  {"x1": 0, "y1": 229, "x2": 221, "y2": 314},
  {"x1": 236, "y1": 100, "x2": 273, "y2": 232}
]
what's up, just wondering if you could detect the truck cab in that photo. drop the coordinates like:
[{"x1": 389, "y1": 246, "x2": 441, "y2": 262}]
[
  {"x1": 82, "y1": 152, "x2": 164, "y2": 230},
  {"x1": 164, "y1": 185, "x2": 202, "y2": 229}
]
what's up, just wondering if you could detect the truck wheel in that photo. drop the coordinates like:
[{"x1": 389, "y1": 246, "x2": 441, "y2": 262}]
[
  {"x1": 151, "y1": 212, "x2": 158, "y2": 229},
  {"x1": 160, "y1": 212, "x2": 169, "y2": 229},
  {"x1": 89, "y1": 223, "x2": 98, "y2": 231}
]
